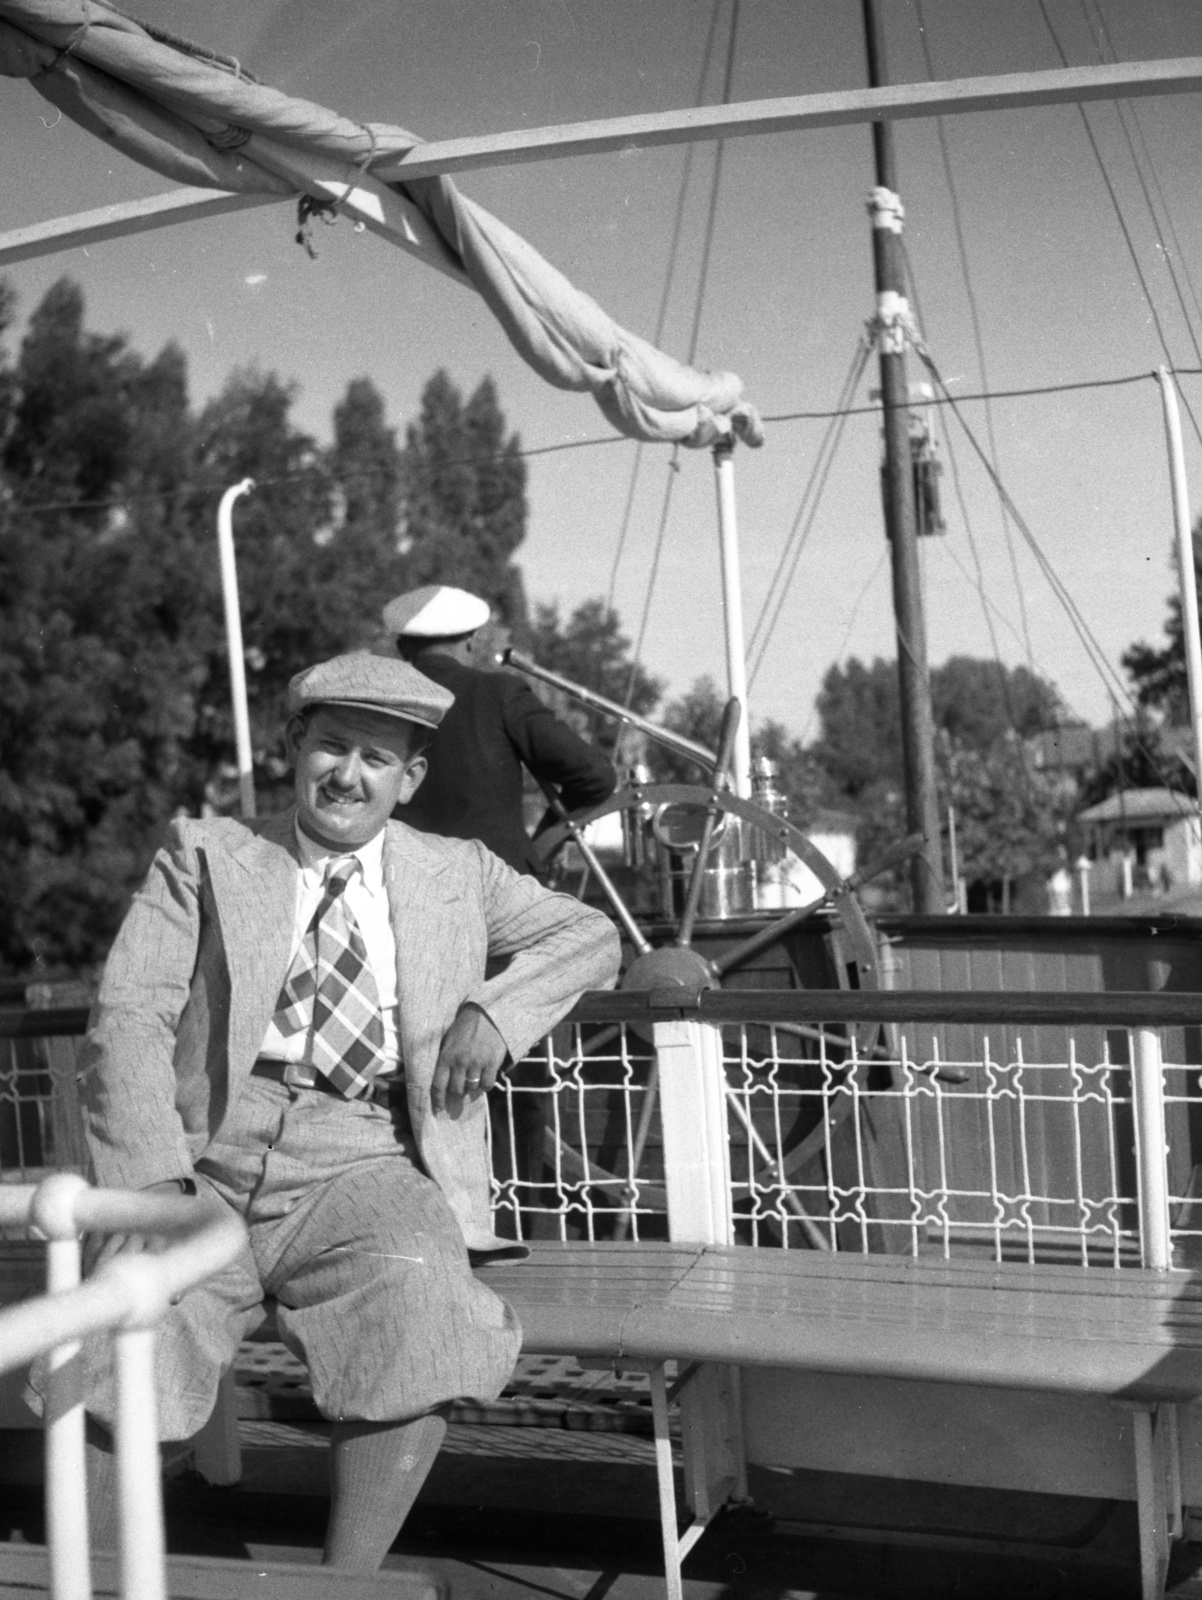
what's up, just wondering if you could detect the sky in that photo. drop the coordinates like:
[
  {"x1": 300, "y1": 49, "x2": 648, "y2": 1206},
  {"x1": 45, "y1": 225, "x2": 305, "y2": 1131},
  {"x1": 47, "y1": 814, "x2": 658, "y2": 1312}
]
[{"x1": 3, "y1": 0, "x2": 1202, "y2": 739}]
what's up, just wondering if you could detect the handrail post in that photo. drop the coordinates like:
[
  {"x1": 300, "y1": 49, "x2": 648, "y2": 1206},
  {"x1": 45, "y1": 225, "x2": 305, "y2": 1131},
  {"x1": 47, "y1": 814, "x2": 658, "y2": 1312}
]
[
  {"x1": 1131, "y1": 1027, "x2": 1172, "y2": 1270},
  {"x1": 116, "y1": 1325, "x2": 167, "y2": 1600},
  {"x1": 653, "y1": 1017, "x2": 745, "y2": 1539},
  {"x1": 654, "y1": 1019, "x2": 733, "y2": 1245},
  {"x1": 45, "y1": 1232, "x2": 91, "y2": 1600}
]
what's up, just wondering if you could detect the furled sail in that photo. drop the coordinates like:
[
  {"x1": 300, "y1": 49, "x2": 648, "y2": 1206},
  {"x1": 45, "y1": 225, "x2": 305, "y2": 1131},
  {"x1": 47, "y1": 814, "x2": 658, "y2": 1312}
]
[{"x1": 0, "y1": 0, "x2": 764, "y2": 449}]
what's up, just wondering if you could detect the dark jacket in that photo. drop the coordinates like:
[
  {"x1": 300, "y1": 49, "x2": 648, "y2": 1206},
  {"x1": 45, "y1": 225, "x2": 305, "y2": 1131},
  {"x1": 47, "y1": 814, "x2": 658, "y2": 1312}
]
[{"x1": 399, "y1": 656, "x2": 617, "y2": 874}]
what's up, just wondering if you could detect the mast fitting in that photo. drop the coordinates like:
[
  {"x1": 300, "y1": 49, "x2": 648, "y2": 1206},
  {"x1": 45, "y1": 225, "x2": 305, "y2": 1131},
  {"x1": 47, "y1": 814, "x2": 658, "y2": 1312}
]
[
  {"x1": 867, "y1": 185, "x2": 904, "y2": 232},
  {"x1": 871, "y1": 290, "x2": 915, "y2": 356}
]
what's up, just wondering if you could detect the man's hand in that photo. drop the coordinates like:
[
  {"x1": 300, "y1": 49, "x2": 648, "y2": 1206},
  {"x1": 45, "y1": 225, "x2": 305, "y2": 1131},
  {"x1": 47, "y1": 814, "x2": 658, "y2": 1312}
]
[{"x1": 432, "y1": 1005, "x2": 508, "y2": 1116}]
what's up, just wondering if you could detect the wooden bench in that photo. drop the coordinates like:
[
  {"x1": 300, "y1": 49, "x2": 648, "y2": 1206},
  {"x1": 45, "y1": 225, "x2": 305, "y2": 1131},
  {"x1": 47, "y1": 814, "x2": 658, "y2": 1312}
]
[
  {"x1": 476, "y1": 1240, "x2": 1202, "y2": 1600},
  {"x1": 7, "y1": 1224, "x2": 1202, "y2": 1598}
]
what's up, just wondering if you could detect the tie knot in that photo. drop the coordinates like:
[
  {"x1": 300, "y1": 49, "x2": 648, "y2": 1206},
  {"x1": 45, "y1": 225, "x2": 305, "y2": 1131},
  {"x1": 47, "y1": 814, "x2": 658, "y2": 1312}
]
[{"x1": 325, "y1": 857, "x2": 359, "y2": 896}]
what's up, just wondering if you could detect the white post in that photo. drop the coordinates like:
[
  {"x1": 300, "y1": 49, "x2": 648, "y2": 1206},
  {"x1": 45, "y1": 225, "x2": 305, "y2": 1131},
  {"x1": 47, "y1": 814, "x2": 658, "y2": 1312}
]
[
  {"x1": 653, "y1": 1019, "x2": 733, "y2": 1245},
  {"x1": 45, "y1": 1234, "x2": 90, "y2": 1600},
  {"x1": 652, "y1": 1017, "x2": 743, "y2": 1531},
  {"x1": 116, "y1": 1326, "x2": 167, "y2": 1600},
  {"x1": 216, "y1": 479, "x2": 256, "y2": 819},
  {"x1": 1157, "y1": 368, "x2": 1202, "y2": 813},
  {"x1": 712, "y1": 440, "x2": 752, "y2": 798},
  {"x1": 1131, "y1": 1027, "x2": 1171, "y2": 1271}
]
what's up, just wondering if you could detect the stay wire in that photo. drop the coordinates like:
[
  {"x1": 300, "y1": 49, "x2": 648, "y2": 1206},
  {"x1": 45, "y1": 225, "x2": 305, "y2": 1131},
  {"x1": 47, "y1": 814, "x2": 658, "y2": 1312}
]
[
  {"x1": 623, "y1": 450, "x2": 680, "y2": 711},
  {"x1": 912, "y1": 0, "x2": 1035, "y2": 673},
  {"x1": 747, "y1": 349, "x2": 867, "y2": 687},
  {"x1": 1036, "y1": 0, "x2": 1202, "y2": 451},
  {"x1": 1081, "y1": 0, "x2": 1202, "y2": 367},
  {"x1": 900, "y1": 245, "x2": 1042, "y2": 755},
  {"x1": 746, "y1": 336, "x2": 872, "y2": 681},
  {"x1": 799, "y1": 548, "x2": 888, "y2": 745},
  {"x1": 9, "y1": 369, "x2": 1202, "y2": 521},
  {"x1": 605, "y1": 0, "x2": 725, "y2": 610},
  {"x1": 915, "y1": 342, "x2": 1194, "y2": 816}
]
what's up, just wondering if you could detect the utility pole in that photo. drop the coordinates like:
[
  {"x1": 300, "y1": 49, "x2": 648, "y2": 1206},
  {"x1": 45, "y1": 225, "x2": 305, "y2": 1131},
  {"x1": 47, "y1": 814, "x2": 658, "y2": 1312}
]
[{"x1": 862, "y1": 0, "x2": 946, "y2": 913}]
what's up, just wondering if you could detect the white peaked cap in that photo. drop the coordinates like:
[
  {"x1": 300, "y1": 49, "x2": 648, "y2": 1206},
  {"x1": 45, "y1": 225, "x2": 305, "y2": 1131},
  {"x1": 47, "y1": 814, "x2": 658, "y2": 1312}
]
[{"x1": 381, "y1": 585, "x2": 491, "y2": 639}]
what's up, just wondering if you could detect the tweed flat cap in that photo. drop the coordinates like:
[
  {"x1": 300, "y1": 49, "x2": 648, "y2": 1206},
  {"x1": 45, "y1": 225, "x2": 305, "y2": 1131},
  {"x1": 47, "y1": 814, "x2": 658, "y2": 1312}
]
[
  {"x1": 382, "y1": 584, "x2": 491, "y2": 639},
  {"x1": 288, "y1": 652, "x2": 454, "y2": 730}
]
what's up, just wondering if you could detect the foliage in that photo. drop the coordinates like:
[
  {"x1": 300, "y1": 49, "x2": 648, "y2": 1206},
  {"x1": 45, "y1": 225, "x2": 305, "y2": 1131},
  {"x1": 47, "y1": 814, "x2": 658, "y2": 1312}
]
[
  {"x1": 937, "y1": 735, "x2": 1069, "y2": 898},
  {"x1": 0, "y1": 279, "x2": 533, "y2": 974},
  {"x1": 811, "y1": 653, "x2": 1067, "y2": 909},
  {"x1": 399, "y1": 369, "x2": 529, "y2": 634},
  {"x1": 526, "y1": 597, "x2": 662, "y2": 751},
  {"x1": 813, "y1": 654, "x2": 1062, "y2": 799}
]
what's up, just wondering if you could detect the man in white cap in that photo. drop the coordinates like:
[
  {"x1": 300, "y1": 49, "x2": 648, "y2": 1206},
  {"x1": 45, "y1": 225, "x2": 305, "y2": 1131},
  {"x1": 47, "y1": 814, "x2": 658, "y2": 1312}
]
[
  {"x1": 69, "y1": 651, "x2": 619, "y2": 1575},
  {"x1": 382, "y1": 585, "x2": 616, "y2": 875}
]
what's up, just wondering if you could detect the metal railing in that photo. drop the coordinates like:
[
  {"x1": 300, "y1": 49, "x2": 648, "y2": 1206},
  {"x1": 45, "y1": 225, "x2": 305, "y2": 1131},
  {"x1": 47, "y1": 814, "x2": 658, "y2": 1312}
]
[
  {"x1": 0, "y1": 1174, "x2": 246, "y2": 1600},
  {"x1": 4, "y1": 990, "x2": 1201, "y2": 1267},
  {"x1": 489, "y1": 990, "x2": 1202, "y2": 1268}
]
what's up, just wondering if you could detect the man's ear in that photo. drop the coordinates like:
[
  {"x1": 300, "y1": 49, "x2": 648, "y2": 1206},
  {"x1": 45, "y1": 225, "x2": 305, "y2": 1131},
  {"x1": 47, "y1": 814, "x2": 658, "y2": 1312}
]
[
  {"x1": 283, "y1": 714, "x2": 307, "y2": 766},
  {"x1": 396, "y1": 754, "x2": 427, "y2": 807}
]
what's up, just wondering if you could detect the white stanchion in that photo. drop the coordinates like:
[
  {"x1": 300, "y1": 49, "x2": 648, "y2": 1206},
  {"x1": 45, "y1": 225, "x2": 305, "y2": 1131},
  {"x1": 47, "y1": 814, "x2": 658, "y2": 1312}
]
[
  {"x1": 116, "y1": 1327, "x2": 166, "y2": 1600},
  {"x1": 45, "y1": 1233, "x2": 91, "y2": 1600},
  {"x1": 216, "y1": 478, "x2": 256, "y2": 819},
  {"x1": 1131, "y1": 1027, "x2": 1171, "y2": 1271},
  {"x1": 712, "y1": 440, "x2": 752, "y2": 799}
]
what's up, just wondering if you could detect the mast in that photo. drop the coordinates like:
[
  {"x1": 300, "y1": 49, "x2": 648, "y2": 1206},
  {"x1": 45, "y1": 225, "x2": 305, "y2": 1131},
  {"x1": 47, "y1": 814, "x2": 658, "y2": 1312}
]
[{"x1": 862, "y1": 0, "x2": 946, "y2": 914}]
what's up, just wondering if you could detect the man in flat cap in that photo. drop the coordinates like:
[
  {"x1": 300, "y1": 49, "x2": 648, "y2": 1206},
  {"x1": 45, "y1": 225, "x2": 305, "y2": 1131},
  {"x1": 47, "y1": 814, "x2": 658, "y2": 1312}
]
[
  {"x1": 383, "y1": 585, "x2": 617, "y2": 875},
  {"x1": 74, "y1": 652, "x2": 619, "y2": 1573}
]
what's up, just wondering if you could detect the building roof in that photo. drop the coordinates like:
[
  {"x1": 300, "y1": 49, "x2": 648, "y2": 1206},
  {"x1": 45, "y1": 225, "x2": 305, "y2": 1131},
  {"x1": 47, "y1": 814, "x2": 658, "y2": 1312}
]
[{"x1": 1077, "y1": 788, "x2": 1197, "y2": 825}]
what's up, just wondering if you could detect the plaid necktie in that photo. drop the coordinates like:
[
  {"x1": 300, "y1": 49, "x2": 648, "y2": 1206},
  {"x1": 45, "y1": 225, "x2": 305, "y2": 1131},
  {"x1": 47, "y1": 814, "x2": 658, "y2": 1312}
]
[{"x1": 273, "y1": 857, "x2": 389, "y2": 1098}]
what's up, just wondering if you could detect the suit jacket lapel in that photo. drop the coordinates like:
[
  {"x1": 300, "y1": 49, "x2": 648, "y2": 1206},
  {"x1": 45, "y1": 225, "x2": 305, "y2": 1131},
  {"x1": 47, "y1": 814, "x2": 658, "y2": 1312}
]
[{"x1": 207, "y1": 810, "x2": 300, "y2": 1082}]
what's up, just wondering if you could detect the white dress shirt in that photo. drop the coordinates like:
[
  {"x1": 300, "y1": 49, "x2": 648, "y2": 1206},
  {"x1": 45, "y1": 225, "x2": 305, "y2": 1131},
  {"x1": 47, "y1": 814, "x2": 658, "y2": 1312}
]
[{"x1": 258, "y1": 822, "x2": 401, "y2": 1076}]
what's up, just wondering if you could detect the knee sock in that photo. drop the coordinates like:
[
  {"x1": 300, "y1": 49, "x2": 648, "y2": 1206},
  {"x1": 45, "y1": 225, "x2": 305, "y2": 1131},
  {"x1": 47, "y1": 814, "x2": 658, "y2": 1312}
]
[{"x1": 323, "y1": 1411, "x2": 447, "y2": 1571}]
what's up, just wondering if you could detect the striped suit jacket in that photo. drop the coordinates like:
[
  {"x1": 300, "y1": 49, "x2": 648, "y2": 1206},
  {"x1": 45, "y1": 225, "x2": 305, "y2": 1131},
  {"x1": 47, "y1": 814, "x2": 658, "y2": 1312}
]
[{"x1": 79, "y1": 809, "x2": 620, "y2": 1251}]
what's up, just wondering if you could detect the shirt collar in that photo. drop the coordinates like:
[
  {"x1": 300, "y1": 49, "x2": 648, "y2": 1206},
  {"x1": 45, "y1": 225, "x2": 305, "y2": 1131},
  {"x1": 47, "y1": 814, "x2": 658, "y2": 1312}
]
[{"x1": 293, "y1": 818, "x2": 386, "y2": 893}]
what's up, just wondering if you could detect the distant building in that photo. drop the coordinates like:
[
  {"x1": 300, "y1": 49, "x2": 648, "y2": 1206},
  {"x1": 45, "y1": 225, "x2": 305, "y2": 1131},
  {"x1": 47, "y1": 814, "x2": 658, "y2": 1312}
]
[{"x1": 1076, "y1": 788, "x2": 1202, "y2": 897}]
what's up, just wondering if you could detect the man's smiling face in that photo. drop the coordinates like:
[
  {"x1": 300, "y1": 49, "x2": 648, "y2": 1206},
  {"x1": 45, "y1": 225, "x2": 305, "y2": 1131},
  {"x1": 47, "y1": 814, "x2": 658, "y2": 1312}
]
[{"x1": 288, "y1": 704, "x2": 427, "y2": 852}]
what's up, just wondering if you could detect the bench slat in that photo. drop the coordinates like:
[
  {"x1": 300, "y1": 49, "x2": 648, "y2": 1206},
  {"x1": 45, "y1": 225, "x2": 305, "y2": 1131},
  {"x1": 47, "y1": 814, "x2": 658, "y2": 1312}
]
[{"x1": 482, "y1": 1242, "x2": 1202, "y2": 1404}]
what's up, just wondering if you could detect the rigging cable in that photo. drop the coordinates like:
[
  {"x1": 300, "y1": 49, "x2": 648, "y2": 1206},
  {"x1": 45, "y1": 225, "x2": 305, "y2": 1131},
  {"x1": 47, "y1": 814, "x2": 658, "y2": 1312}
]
[
  {"x1": 11, "y1": 364, "x2": 1202, "y2": 520},
  {"x1": 605, "y1": 0, "x2": 725, "y2": 611},
  {"x1": 1080, "y1": 0, "x2": 1202, "y2": 368},
  {"x1": 914, "y1": 340, "x2": 1195, "y2": 816},
  {"x1": 899, "y1": 246, "x2": 1036, "y2": 738},
  {"x1": 1036, "y1": 0, "x2": 1202, "y2": 449},
  {"x1": 624, "y1": 0, "x2": 741, "y2": 708},
  {"x1": 746, "y1": 335, "x2": 873, "y2": 686},
  {"x1": 912, "y1": 0, "x2": 1035, "y2": 673},
  {"x1": 902, "y1": 256, "x2": 1024, "y2": 726},
  {"x1": 799, "y1": 547, "x2": 888, "y2": 745}
]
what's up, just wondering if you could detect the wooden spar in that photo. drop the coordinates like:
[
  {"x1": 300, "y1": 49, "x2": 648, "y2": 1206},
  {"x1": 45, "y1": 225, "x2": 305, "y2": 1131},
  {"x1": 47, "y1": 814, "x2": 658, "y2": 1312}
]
[
  {"x1": 374, "y1": 56, "x2": 1202, "y2": 181},
  {"x1": 2, "y1": 55, "x2": 1202, "y2": 267},
  {"x1": 0, "y1": 189, "x2": 273, "y2": 265}
]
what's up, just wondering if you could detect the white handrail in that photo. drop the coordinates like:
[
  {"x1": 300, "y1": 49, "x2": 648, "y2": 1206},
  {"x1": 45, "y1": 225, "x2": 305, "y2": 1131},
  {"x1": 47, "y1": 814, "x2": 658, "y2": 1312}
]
[{"x1": 0, "y1": 1176, "x2": 247, "y2": 1600}]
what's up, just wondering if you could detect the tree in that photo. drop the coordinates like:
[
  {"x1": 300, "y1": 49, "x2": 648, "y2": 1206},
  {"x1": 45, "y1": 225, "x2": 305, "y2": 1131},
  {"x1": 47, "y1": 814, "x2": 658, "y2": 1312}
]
[
  {"x1": 1122, "y1": 522, "x2": 1202, "y2": 723},
  {"x1": 811, "y1": 653, "x2": 1065, "y2": 911},
  {"x1": 0, "y1": 280, "x2": 207, "y2": 969},
  {"x1": 526, "y1": 597, "x2": 662, "y2": 751},
  {"x1": 938, "y1": 735, "x2": 1069, "y2": 912},
  {"x1": 812, "y1": 654, "x2": 1062, "y2": 800},
  {"x1": 399, "y1": 370, "x2": 529, "y2": 633}
]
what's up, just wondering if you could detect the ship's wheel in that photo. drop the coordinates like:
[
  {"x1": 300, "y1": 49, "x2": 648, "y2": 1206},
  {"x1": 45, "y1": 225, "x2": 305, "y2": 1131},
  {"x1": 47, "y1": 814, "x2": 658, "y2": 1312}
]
[
  {"x1": 530, "y1": 699, "x2": 922, "y2": 999},
  {"x1": 513, "y1": 700, "x2": 925, "y2": 1248}
]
